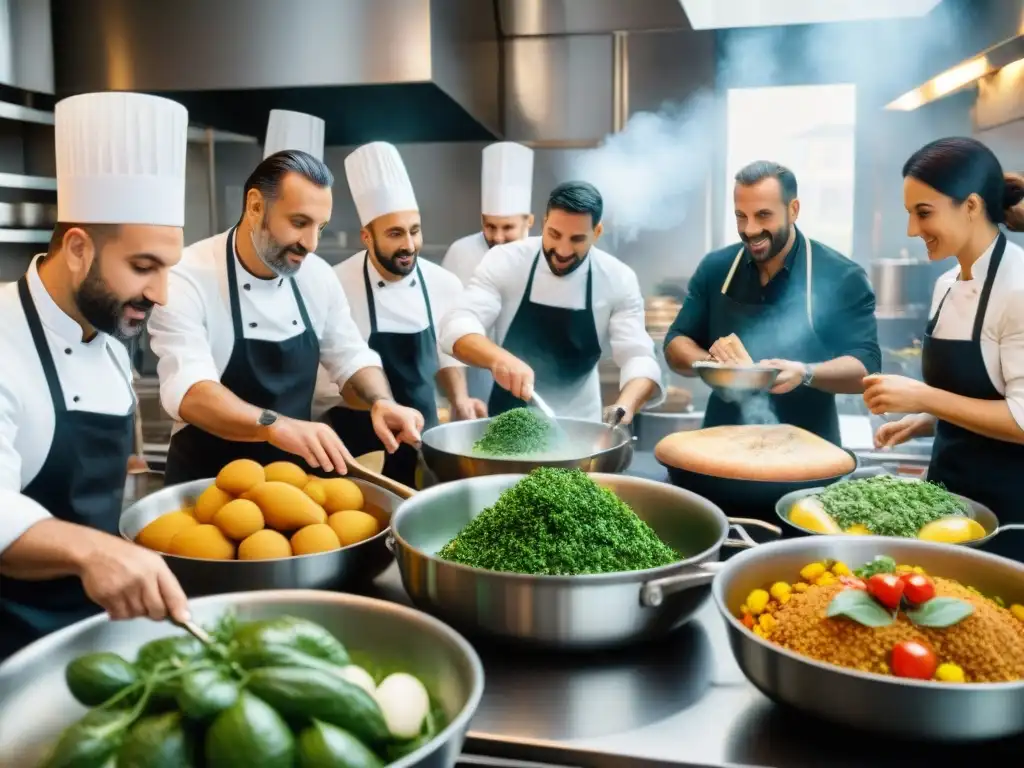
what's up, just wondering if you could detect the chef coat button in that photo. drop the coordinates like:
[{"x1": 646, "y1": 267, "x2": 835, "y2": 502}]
[
  {"x1": 292, "y1": 320, "x2": 298, "y2": 326},
  {"x1": 377, "y1": 281, "x2": 385, "y2": 288},
  {"x1": 64, "y1": 348, "x2": 72, "y2": 355},
  {"x1": 249, "y1": 322, "x2": 257, "y2": 328},
  {"x1": 73, "y1": 395, "x2": 80, "y2": 403},
  {"x1": 243, "y1": 283, "x2": 251, "y2": 291},
  {"x1": 411, "y1": 279, "x2": 417, "y2": 287}
]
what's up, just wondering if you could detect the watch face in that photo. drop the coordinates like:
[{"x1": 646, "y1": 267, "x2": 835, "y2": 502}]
[{"x1": 258, "y1": 410, "x2": 277, "y2": 426}]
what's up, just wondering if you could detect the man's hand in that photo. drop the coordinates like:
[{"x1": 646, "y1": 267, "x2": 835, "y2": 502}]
[
  {"x1": 492, "y1": 355, "x2": 535, "y2": 402},
  {"x1": 78, "y1": 536, "x2": 190, "y2": 622},
  {"x1": 371, "y1": 399, "x2": 425, "y2": 453},
  {"x1": 709, "y1": 333, "x2": 753, "y2": 365},
  {"x1": 862, "y1": 374, "x2": 934, "y2": 416},
  {"x1": 759, "y1": 359, "x2": 806, "y2": 395},
  {"x1": 874, "y1": 413, "x2": 935, "y2": 449},
  {"x1": 603, "y1": 404, "x2": 634, "y2": 426},
  {"x1": 267, "y1": 416, "x2": 356, "y2": 473},
  {"x1": 451, "y1": 398, "x2": 488, "y2": 422}
]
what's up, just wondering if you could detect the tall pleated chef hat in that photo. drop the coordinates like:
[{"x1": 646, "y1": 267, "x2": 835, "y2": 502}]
[
  {"x1": 263, "y1": 109, "x2": 325, "y2": 160},
  {"x1": 481, "y1": 142, "x2": 534, "y2": 216},
  {"x1": 55, "y1": 92, "x2": 188, "y2": 227},
  {"x1": 344, "y1": 141, "x2": 418, "y2": 226}
]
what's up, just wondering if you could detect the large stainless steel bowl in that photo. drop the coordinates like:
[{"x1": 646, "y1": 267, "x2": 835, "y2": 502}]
[
  {"x1": 710, "y1": 536, "x2": 1024, "y2": 741},
  {"x1": 420, "y1": 417, "x2": 633, "y2": 482},
  {"x1": 389, "y1": 472, "x2": 780, "y2": 650},
  {"x1": 0, "y1": 590, "x2": 484, "y2": 768},
  {"x1": 692, "y1": 361, "x2": 779, "y2": 403},
  {"x1": 119, "y1": 477, "x2": 399, "y2": 595}
]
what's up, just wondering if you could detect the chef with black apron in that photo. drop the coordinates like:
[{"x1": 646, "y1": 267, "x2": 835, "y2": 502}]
[
  {"x1": 314, "y1": 142, "x2": 482, "y2": 486},
  {"x1": 665, "y1": 161, "x2": 880, "y2": 444},
  {"x1": 867, "y1": 137, "x2": 1024, "y2": 562},
  {"x1": 438, "y1": 181, "x2": 663, "y2": 424},
  {"x1": 148, "y1": 113, "x2": 423, "y2": 485},
  {"x1": 0, "y1": 92, "x2": 191, "y2": 660},
  {"x1": 441, "y1": 142, "x2": 536, "y2": 404}
]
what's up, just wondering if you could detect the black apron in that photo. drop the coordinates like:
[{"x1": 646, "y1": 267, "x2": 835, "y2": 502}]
[
  {"x1": 163, "y1": 228, "x2": 321, "y2": 484},
  {"x1": 923, "y1": 233, "x2": 1024, "y2": 562},
  {"x1": 324, "y1": 256, "x2": 439, "y2": 487},
  {"x1": 488, "y1": 252, "x2": 602, "y2": 418},
  {"x1": 0, "y1": 278, "x2": 135, "y2": 660},
  {"x1": 703, "y1": 233, "x2": 841, "y2": 445}
]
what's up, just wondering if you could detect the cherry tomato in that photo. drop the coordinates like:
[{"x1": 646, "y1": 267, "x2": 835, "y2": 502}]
[
  {"x1": 742, "y1": 614, "x2": 755, "y2": 629},
  {"x1": 839, "y1": 575, "x2": 867, "y2": 590},
  {"x1": 866, "y1": 573, "x2": 904, "y2": 610},
  {"x1": 891, "y1": 640, "x2": 937, "y2": 680},
  {"x1": 899, "y1": 573, "x2": 935, "y2": 605}
]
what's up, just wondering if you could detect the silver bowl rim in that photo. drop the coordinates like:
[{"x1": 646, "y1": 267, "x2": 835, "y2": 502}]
[
  {"x1": 0, "y1": 589, "x2": 486, "y2": 768},
  {"x1": 118, "y1": 476, "x2": 396, "y2": 565},
  {"x1": 711, "y1": 535, "x2": 1024, "y2": 690},
  {"x1": 692, "y1": 361, "x2": 781, "y2": 374},
  {"x1": 390, "y1": 471, "x2": 731, "y2": 585}
]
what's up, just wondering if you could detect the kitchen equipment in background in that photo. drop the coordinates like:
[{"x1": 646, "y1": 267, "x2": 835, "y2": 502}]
[
  {"x1": 0, "y1": 203, "x2": 14, "y2": 228},
  {"x1": 634, "y1": 385, "x2": 702, "y2": 452},
  {"x1": 645, "y1": 293, "x2": 683, "y2": 345},
  {"x1": 15, "y1": 202, "x2": 47, "y2": 229},
  {"x1": 872, "y1": 252, "x2": 936, "y2": 318}
]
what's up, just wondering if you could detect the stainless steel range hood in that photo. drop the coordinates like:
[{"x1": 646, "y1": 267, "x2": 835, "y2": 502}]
[{"x1": 51, "y1": 0, "x2": 501, "y2": 144}]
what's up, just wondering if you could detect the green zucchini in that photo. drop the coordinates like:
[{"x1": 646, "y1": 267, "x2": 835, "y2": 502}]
[
  {"x1": 176, "y1": 667, "x2": 240, "y2": 721},
  {"x1": 232, "y1": 640, "x2": 348, "y2": 675},
  {"x1": 297, "y1": 720, "x2": 383, "y2": 768},
  {"x1": 134, "y1": 636, "x2": 206, "y2": 705},
  {"x1": 117, "y1": 711, "x2": 197, "y2": 768},
  {"x1": 232, "y1": 616, "x2": 349, "y2": 665},
  {"x1": 205, "y1": 692, "x2": 295, "y2": 768},
  {"x1": 65, "y1": 652, "x2": 139, "y2": 707},
  {"x1": 245, "y1": 666, "x2": 389, "y2": 746},
  {"x1": 41, "y1": 709, "x2": 130, "y2": 768}
]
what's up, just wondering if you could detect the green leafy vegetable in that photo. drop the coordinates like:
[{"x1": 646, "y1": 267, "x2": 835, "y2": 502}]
[
  {"x1": 472, "y1": 407, "x2": 552, "y2": 456},
  {"x1": 437, "y1": 467, "x2": 678, "y2": 575},
  {"x1": 816, "y1": 476, "x2": 968, "y2": 538},
  {"x1": 905, "y1": 597, "x2": 974, "y2": 628},
  {"x1": 826, "y1": 588, "x2": 895, "y2": 627},
  {"x1": 855, "y1": 555, "x2": 897, "y2": 579}
]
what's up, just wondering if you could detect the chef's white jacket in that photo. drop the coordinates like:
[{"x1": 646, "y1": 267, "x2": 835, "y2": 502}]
[
  {"x1": 440, "y1": 232, "x2": 489, "y2": 286},
  {"x1": 438, "y1": 236, "x2": 664, "y2": 421},
  {"x1": 311, "y1": 252, "x2": 465, "y2": 420},
  {"x1": 0, "y1": 257, "x2": 135, "y2": 554},
  {"x1": 147, "y1": 229, "x2": 382, "y2": 434},
  {"x1": 929, "y1": 236, "x2": 1024, "y2": 430}
]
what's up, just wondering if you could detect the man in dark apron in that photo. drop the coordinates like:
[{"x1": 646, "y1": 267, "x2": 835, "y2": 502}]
[
  {"x1": 324, "y1": 141, "x2": 483, "y2": 486},
  {"x1": 0, "y1": 92, "x2": 191, "y2": 660},
  {"x1": 665, "y1": 161, "x2": 880, "y2": 444}
]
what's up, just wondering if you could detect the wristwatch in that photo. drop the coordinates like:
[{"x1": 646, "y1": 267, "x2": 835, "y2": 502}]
[
  {"x1": 257, "y1": 409, "x2": 279, "y2": 427},
  {"x1": 800, "y1": 364, "x2": 816, "y2": 387}
]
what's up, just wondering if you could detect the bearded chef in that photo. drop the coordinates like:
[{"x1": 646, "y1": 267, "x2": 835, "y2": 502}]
[
  {"x1": 0, "y1": 92, "x2": 191, "y2": 659},
  {"x1": 441, "y1": 142, "x2": 535, "y2": 403},
  {"x1": 313, "y1": 142, "x2": 484, "y2": 485},
  {"x1": 438, "y1": 180, "x2": 663, "y2": 423},
  {"x1": 148, "y1": 112, "x2": 422, "y2": 485}
]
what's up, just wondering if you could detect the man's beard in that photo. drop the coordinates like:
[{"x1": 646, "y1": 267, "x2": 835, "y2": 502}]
[
  {"x1": 741, "y1": 218, "x2": 791, "y2": 264},
  {"x1": 373, "y1": 236, "x2": 418, "y2": 277},
  {"x1": 76, "y1": 260, "x2": 152, "y2": 340},
  {"x1": 543, "y1": 246, "x2": 587, "y2": 276},
  {"x1": 251, "y1": 218, "x2": 307, "y2": 277}
]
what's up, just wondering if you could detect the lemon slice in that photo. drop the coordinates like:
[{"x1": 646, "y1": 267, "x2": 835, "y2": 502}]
[
  {"x1": 788, "y1": 497, "x2": 841, "y2": 534},
  {"x1": 844, "y1": 524, "x2": 872, "y2": 535},
  {"x1": 917, "y1": 516, "x2": 986, "y2": 544}
]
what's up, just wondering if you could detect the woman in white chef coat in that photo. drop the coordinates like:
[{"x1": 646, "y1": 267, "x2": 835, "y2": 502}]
[
  {"x1": 865, "y1": 137, "x2": 1024, "y2": 561},
  {"x1": 315, "y1": 142, "x2": 486, "y2": 485},
  {"x1": 439, "y1": 181, "x2": 664, "y2": 423},
  {"x1": 441, "y1": 142, "x2": 535, "y2": 403},
  {"x1": 0, "y1": 92, "x2": 191, "y2": 660},
  {"x1": 148, "y1": 112, "x2": 423, "y2": 485}
]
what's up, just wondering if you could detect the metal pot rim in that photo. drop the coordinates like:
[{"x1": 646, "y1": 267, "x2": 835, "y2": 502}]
[
  {"x1": 711, "y1": 535, "x2": 1024, "y2": 690},
  {"x1": 389, "y1": 472, "x2": 732, "y2": 585}
]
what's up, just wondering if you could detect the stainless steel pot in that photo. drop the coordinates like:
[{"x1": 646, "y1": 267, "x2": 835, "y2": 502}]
[
  {"x1": 710, "y1": 536, "x2": 1024, "y2": 741},
  {"x1": 632, "y1": 408, "x2": 703, "y2": 452},
  {"x1": 388, "y1": 473, "x2": 781, "y2": 650},
  {"x1": 0, "y1": 590, "x2": 485, "y2": 768},
  {"x1": 16, "y1": 201, "x2": 47, "y2": 228},
  {"x1": 119, "y1": 477, "x2": 399, "y2": 595},
  {"x1": 420, "y1": 417, "x2": 634, "y2": 482},
  {"x1": 0, "y1": 202, "x2": 15, "y2": 228}
]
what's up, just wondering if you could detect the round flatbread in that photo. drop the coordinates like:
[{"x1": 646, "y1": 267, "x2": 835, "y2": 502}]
[{"x1": 654, "y1": 424, "x2": 855, "y2": 482}]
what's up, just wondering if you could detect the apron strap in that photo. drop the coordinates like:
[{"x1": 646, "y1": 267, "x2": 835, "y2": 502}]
[
  {"x1": 362, "y1": 254, "x2": 436, "y2": 337},
  {"x1": 972, "y1": 233, "x2": 1006, "y2": 343},
  {"x1": 18, "y1": 277, "x2": 67, "y2": 415},
  {"x1": 720, "y1": 234, "x2": 814, "y2": 331},
  {"x1": 418, "y1": 264, "x2": 436, "y2": 339},
  {"x1": 288, "y1": 277, "x2": 314, "y2": 331},
  {"x1": 224, "y1": 227, "x2": 246, "y2": 339}
]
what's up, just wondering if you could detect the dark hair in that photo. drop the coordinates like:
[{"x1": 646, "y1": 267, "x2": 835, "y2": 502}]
[
  {"x1": 242, "y1": 149, "x2": 334, "y2": 213},
  {"x1": 546, "y1": 181, "x2": 603, "y2": 226},
  {"x1": 47, "y1": 222, "x2": 120, "y2": 256},
  {"x1": 735, "y1": 161, "x2": 798, "y2": 204},
  {"x1": 902, "y1": 137, "x2": 1024, "y2": 230}
]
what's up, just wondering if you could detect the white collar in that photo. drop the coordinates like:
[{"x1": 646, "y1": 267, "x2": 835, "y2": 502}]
[
  {"x1": 960, "y1": 234, "x2": 1000, "y2": 283},
  {"x1": 27, "y1": 254, "x2": 108, "y2": 347},
  {"x1": 365, "y1": 251, "x2": 418, "y2": 289},
  {"x1": 536, "y1": 248, "x2": 593, "y2": 279}
]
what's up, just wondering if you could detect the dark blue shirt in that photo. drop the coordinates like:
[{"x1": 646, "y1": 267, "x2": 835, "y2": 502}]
[{"x1": 665, "y1": 232, "x2": 881, "y2": 373}]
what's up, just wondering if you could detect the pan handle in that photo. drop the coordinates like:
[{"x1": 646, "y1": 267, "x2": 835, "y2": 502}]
[
  {"x1": 987, "y1": 523, "x2": 1024, "y2": 541},
  {"x1": 640, "y1": 562, "x2": 722, "y2": 608},
  {"x1": 723, "y1": 517, "x2": 783, "y2": 549}
]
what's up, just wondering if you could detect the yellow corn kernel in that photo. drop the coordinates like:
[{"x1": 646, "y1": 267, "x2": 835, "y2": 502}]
[
  {"x1": 912, "y1": 566, "x2": 926, "y2": 574},
  {"x1": 746, "y1": 589, "x2": 770, "y2": 615},
  {"x1": 739, "y1": 604, "x2": 749, "y2": 614},
  {"x1": 815, "y1": 573, "x2": 837, "y2": 587},
  {"x1": 1010, "y1": 604, "x2": 1024, "y2": 623},
  {"x1": 778, "y1": 593, "x2": 791, "y2": 605},
  {"x1": 758, "y1": 613, "x2": 778, "y2": 632},
  {"x1": 895, "y1": 564, "x2": 914, "y2": 574},
  {"x1": 769, "y1": 582, "x2": 792, "y2": 601},
  {"x1": 878, "y1": 661, "x2": 889, "y2": 675},
  {"x1": 936, "y1": 663, "x2": 965, "y2": 683},
  {"x1": 792, "y1": 582, "x2": 810, "y2": 593},
  {"x1": 752, "y1": 625, "x2": 766, "y2": 637},
  {"x1": 800, "y1": 562, "x2": 826, "y2": 581},
  {"x1": 830, "y1": 561, "x2": 852, "y2": 577}
]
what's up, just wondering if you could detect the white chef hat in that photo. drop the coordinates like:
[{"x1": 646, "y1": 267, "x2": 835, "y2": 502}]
[
  {"x1": 263, "y1": 109, "x2": 325, "y2": 160},
  {"x1": 55, "y1": 91, "x2": 188, "y2": 227},
  {"x1": 344, "y1": 141, "x2": 418, "y2": 227},
  {"x1": 481, "y1": 142, "x2": 534, "y2": 216}
]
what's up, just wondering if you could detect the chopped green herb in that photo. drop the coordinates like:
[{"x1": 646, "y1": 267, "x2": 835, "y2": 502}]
[
  {"x1": 816, "y1": 476, "x2": 968, "y2": 538},
  {"x1": 855, "y1": 555, "x2": 897, "y2": 579},
  {"x1": 473, "y1": 407, "x2": 552, "y2": 456},
  {"x1": 437, "y1": 467, "x2": 678, "y2": 575}
]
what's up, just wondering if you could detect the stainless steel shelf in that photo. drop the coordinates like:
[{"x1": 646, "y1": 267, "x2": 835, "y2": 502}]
[
  {"x1": 0, "y1": 101, "x2": 53, "y2": 126},
  {"x1": 0, "y1": 229, "x2": 49, "y2": 243},
  {"x1": 0, "y1": 173, "x2": 57, "y2": 191}
]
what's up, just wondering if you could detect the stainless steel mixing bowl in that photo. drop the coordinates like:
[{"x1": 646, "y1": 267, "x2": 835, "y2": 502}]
[
  {"x1": 119, "y1": 477, "x2": 399, "y2": 595},
  {"x1": 691, "y1": 361, "x2": 780, "y2": 403},
  {"x1": 0, "y1": 590, "x2": 484, "y2": 767}
]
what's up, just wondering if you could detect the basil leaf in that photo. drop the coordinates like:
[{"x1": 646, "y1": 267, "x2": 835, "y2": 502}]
[
  {"x1": 905, "y1": 597, "x2": 974, "y2": 628},
  {"x1": 826, "y1": 588, "x2": 894, "y2": 627}
]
